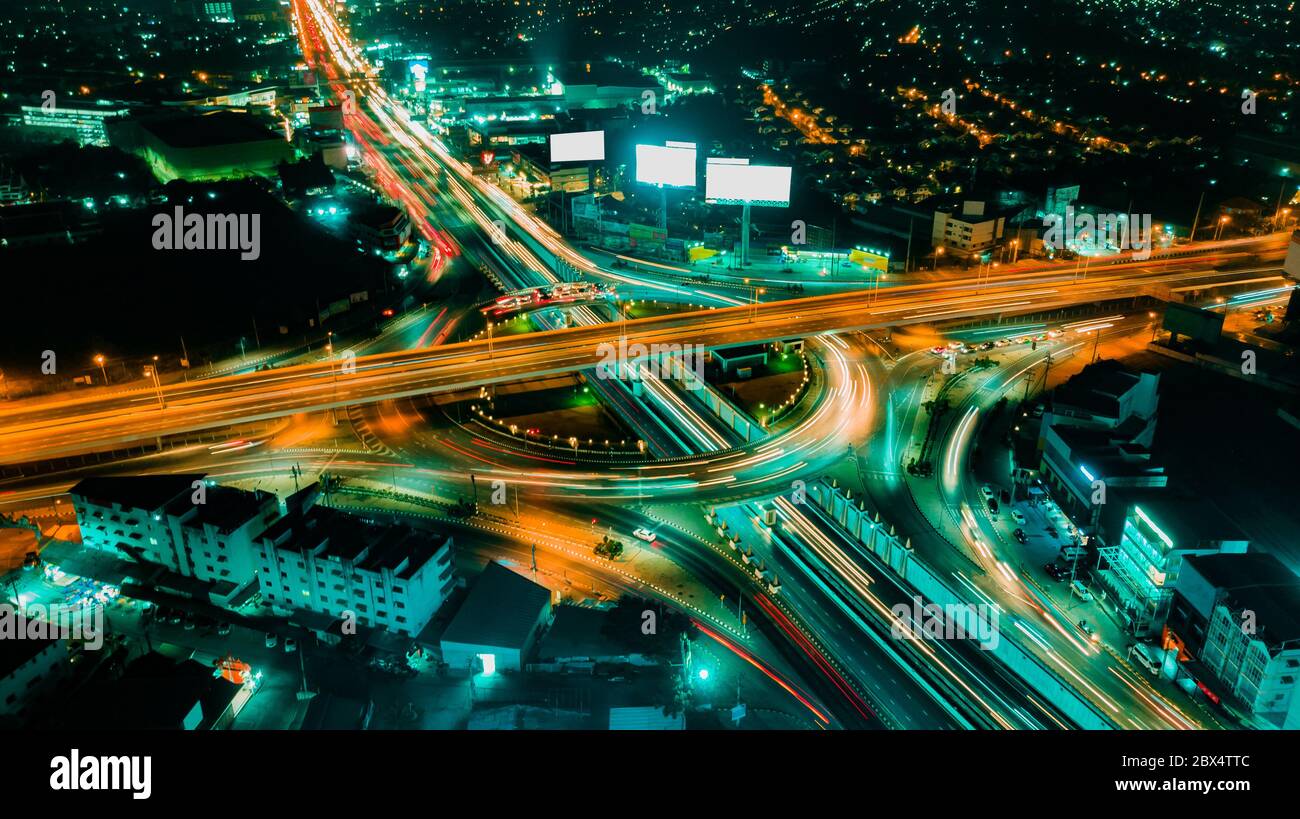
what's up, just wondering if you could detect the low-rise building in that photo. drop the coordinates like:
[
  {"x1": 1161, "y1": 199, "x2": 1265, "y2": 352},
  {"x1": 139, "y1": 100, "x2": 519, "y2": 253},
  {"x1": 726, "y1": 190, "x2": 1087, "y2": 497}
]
[
  {"x1": 70, "y1": 474, "x2": 281, "y2": 604},
  {"x1": 1041, "y1": 359, "x2": 1160, "y2": 447},
  {"x1": 20, "y1": 103, "x2": 129, "y2": 147},
  {"x1": 111, "y1": 110, "x2": 295, "y2": 182},
  {"x1": 1039, "y1": 425, "x2": 1167, "y2": 530},
  {"x1": 348, "y1": 202, "x2": 411, "y2": 252},
  {"x1": 255, "y1": 503, "x2": 455, "y2": 637},
  {"x1": 440, "y1": 561, "x2": 552, "y2": 673},
  {"x1": 1095, "y1": 491, "x2": 1249, "y2": 637},
  {"x1": 0, "y1": 617, "x2": 69, "y2": 721},
  {"x1": 931, "y1": 200, "x2": 1008, "y2": 260},
  {"x1": 511, "y1": 143, "x2": 590, "y2": 193},
  {"x1": 1169, "y1": 552, "x2": 1300, "y2": 729}
]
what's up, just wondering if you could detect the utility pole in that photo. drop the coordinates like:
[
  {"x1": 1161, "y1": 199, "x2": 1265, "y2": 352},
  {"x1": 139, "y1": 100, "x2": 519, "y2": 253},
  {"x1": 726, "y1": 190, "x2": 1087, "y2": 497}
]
[
  {"x1": 1189, "y1": 191, "x2": 1205, "y2": 242},
  {"x1": 905, "y1": 216, "x2": 914, "y2": 274}
]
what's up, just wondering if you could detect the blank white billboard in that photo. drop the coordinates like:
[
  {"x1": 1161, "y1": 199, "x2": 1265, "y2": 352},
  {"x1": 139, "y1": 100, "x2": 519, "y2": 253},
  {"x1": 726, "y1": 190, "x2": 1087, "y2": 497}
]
[
  {"x1": 705, "y1": 160, "x2": 792, "y2": 206},
  {"x1": 549, "y1": 130, "x2": 605, "y2": 162},
  {"x1": 635, "y1": 143, "x2": 697, "y2": 188}
]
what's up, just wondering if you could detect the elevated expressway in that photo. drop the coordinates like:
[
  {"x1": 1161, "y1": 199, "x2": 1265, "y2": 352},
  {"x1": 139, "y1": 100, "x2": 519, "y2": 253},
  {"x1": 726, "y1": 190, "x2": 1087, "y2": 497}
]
[{"x1": 0, "y1": 249, "x2": 1287, "y2": 466}]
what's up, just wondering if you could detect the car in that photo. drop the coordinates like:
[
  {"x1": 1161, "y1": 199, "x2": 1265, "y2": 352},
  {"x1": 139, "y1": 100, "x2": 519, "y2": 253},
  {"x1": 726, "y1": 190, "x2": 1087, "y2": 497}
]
[
  {"x1": 1129, "y1": 643, "x2": 1162, "y2": 675},
  {"x1": 264, "y1": 632, "x2": 278, "y2": 648},
  {"x1": 993, "y1": 338, "x2": 1010, "y2": 348},
  {"x1": 930, "y1": 346, "x2": 948, "y2": 356},
  {"x1": 633, "y1": 527, "x2": 656, "y2": 543},
  {"x1": 1044, "y1": 562, "x2": 1068, "y2": 582},
  {"x1": 1045, "y1": 525, "x2": 1058, "y2": 538},
  {"x1": 986, "y1": 497, "x2": 999, "y2": 517},
  {"x1": 166, "y1": 609, "x2": 183, "y2": 625},
  {"x1": 1077, "y1": 619, "x2": 1098, "y2": 641},
  {"x1": 1010, "y1": 510, "x2": 1026, "y2": 525},
  {"x1": 978, "y1": 341, "x2": 996, "y2": 351},
  {"x1": 1047, "y1": 329, "x2": 1063, "y2": 338},
  {"x1": 217, "y1": 622, "x2": 232, "y2": 636},
  {"x1": 1013, "y1": 528, "x2": 1028, "y2": 544},
  {"x1": 284, "y1": 637, "x2": 298, "y2": 653},
  {"x1": 1071, "y1": 580, "x2": 1093, "y2": 601},
  {"x1": 980, "y1": 485, "x2": 995, "y2": 500},
  {"x1": 1000, "y1": 489, "x2": 1012, "y2": 503},
  {"x1": 183, "y1": 614, "x2": 196, "y2": 631}
]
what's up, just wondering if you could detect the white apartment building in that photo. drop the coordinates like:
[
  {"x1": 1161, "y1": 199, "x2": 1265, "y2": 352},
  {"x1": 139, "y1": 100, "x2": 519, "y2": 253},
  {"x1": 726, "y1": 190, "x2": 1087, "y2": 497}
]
[
  {"x1": 70, "y1": 475, "x2": 281, "y2": 602},
  {"x1": 255, "y1": 503, "x2": 455, "y2": 637}
]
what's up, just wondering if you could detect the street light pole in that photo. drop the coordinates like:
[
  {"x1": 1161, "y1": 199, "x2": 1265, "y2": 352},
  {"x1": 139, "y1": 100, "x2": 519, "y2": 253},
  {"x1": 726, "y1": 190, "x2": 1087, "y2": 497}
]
[{"x1": 144, "y1": 359, "x2": 165, "y2": 409}]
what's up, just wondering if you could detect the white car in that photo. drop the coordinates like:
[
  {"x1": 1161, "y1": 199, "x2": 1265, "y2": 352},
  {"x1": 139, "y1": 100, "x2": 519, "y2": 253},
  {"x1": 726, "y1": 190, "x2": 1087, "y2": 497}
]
[
  {"x1": 633, "y1": 528, "x2": 656, "y2": 543},
  {"x1": 980, "y1": 485, "x2": 995, "y2": 501},
  {"x1": 1011, "y1": 510, "x2": 1026, "y2": 525}
]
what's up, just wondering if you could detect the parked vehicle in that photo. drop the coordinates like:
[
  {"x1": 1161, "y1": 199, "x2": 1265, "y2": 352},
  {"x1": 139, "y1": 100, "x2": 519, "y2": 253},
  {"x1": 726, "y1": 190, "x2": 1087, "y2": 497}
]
[
  {"x1": 217, "y1": 622, "x2": 232, "y2": 636},
  {"x1": 1129, "y1": 643, "x2": 1163, "y2": 675},
  {"x1": 1044, "y1": 562, "x2": 1068, "y2": 582},
  {"x1": 1011, "y1": 509, "x2": 1026, "y2": 525},
  {"x1": 284, "y1": 637, "x2": 298, "y2": 653},
  {"x1": 265, "y1": 632, "x2": 278, "y2": 648},
  {"x1": 1013, "y1": 528, "x2": 1028, "y2": 544},
  {"x1": 1071, "y1": 580, "x2": 1093, "y2": 601}
]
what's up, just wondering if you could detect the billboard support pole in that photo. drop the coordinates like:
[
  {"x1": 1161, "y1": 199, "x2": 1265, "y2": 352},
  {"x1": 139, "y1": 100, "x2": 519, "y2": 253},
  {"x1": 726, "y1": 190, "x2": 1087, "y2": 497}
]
[
  {"x1": 660, "y1": 186, "x2": 668, "y2": 232},
  {"x1": 740, "y1": 201, "x2": 752, "y2": 267}
]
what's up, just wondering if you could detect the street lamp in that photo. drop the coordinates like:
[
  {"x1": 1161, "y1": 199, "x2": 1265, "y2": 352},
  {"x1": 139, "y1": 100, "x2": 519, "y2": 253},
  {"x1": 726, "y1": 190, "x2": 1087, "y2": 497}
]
[
  {"x1": 93, "y1": 354, "x2": 108, "y2": 385},
  {"x1": 143, "y1": 357, "x2": 165, "y2": 409},
  {"x1": 934, "y1": 245, "x2": 944, "y2": 271}
]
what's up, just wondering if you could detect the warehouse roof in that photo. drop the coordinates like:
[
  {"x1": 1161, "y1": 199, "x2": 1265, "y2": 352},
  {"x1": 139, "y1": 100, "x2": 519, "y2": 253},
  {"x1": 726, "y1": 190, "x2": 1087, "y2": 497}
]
[{"x1": 440, "y1": 561, "x2": 549, "y2": 650}]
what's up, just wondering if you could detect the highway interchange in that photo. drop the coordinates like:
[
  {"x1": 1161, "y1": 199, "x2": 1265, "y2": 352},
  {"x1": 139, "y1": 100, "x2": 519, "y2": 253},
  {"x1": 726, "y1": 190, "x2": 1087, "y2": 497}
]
[{"x1": 1, "y1": 0, "x2": 1295, "y2": 731}]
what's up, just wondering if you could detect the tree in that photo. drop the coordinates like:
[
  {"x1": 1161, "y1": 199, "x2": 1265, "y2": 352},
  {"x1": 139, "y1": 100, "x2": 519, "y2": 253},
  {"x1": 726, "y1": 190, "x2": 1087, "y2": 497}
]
[{"x1": 594, "y1": 535, "x2": 624, "y2": 560}]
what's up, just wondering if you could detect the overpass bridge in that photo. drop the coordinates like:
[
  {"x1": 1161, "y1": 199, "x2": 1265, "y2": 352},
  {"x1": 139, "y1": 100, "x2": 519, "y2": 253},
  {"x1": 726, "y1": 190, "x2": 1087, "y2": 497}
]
[{"x1": 0, "y1": 253, "x2": 1287, "y2": 466}]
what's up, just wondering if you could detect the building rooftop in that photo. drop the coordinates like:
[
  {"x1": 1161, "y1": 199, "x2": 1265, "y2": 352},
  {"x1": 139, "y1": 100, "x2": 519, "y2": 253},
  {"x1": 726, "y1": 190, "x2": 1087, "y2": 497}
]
[
  {"x1": 1052, "y1": 359, "x2": 1150, "y2": 419},
  {"x1": 560, "y1": 63, "x2": 657, "y2": 88},
  {"x1": 139, "y1": 111, "x2": 283, "y2": 149},
  {"x1": 1051, "y1": 426, "x2": 1165, "y2": 480},
  {"x1": 1186, "y1": 552, "x2": 1300, "y2": 648},
  {"x1": 258, "y1": 505, "x2": 449, "y2": 580},
  {"x1": 166, "y1": 485, "x2": 276, "y2": 533},
  {"x1": 70, "y1": 474, "x2": 205, "y2": 512},
  {"x1": 608, "y1": 706, "x2": 685, "y2": 730},
  {"x1": 56, "y1": 653, "x2": 239, "y2": 730},
  {"x1": 1115, "y1": 488, "x2": 1248, "y2": 548},
  {"x1": 440, "y1": 561, "x2": 550, "y2": 650},
  {"x1": 0, "y1": 616, "x2": 61, "y2": 678},
  {"x1": 538, "y1": 605, "x2": 616, "y2": 660}
]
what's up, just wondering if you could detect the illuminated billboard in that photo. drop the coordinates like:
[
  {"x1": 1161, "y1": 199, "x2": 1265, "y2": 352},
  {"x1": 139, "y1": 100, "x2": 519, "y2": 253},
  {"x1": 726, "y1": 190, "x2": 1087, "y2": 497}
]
[
  {"x1": 549, "y1": 130, "x2": 606, "y2": 162},
  {"x1": 635, "y1": 142, "x2": 697, "y2": 188},
  {"x1": 705, "y1": 159, "x2": 792, "y2": 206}
]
